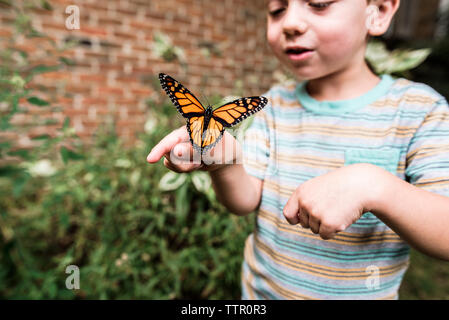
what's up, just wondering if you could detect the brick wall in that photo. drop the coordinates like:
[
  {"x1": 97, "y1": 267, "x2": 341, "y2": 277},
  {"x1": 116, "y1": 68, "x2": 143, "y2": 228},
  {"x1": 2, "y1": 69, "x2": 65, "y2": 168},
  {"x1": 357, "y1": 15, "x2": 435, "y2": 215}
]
[{"x1": 0, "y1": 0, "x2": 278, "y2": 144}]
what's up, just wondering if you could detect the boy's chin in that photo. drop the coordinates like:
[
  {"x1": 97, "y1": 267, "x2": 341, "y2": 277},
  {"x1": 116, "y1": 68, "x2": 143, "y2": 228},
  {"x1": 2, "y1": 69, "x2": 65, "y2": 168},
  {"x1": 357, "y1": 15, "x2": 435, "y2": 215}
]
[
  {"x1": 288, "y1": 68, "x2": 320, "y2": 82},
  {"x1": 289, "y1": 65, "x2": 342, "y2": 82}
]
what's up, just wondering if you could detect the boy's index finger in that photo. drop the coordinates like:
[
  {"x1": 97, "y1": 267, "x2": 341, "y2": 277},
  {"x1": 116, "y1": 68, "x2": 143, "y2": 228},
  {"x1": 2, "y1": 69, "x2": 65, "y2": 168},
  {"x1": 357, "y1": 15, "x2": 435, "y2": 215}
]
[
  {"x1": 283, "y1": 192, "x2": 301, "y2": 225},
  {"x1": 146, "y1": 127, "x2": 189, "y2": 163}
]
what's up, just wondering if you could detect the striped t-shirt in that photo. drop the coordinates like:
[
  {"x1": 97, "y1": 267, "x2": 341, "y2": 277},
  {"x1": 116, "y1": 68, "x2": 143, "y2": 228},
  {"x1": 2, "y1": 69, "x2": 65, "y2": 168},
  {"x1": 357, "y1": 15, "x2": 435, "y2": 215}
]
[{"x1": 241, "y1": 74, "x2": 449, "y2": 300}]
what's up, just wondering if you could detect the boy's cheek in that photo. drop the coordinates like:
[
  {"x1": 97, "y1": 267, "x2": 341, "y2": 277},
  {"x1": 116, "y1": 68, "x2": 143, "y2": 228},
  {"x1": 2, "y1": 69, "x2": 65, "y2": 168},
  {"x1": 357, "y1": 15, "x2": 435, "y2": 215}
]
[
  {"x1": 266, "y1": 33, "x2": 282, "y2": 55},
  {"x1": 319, "y1": 32, "x2": 358, "y2": 60},
  {"x1": 316, "y1": 20, "x2": 367, "y2": 51},
  {"x1": 266, "y1": 26, "x2": 280, "y2": 46}
]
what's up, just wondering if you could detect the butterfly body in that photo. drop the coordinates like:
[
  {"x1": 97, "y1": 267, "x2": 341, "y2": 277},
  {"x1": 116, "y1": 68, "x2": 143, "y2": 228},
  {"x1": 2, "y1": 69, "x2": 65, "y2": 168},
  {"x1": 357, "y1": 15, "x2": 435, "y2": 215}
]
[
  {"x1": 203, "y1": 106, "x2": 213, "y2": 127},
  {"x1": 159, "y1": 73, "x2": 267, "y2": 154}
]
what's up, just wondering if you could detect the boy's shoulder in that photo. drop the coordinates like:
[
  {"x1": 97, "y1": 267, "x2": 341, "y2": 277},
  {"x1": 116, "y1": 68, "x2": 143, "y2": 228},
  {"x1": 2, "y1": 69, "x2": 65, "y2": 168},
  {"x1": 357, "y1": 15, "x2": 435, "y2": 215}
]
[
  {"x1": 262, "y1": 76, "x2": 449, "y2": 115},
  {"x1": 265, "y1": 80, "x2": 298, "y2": 98},
  {"x1": 262, "y1": 81, "x2": 300, "y2": 112},
  {"x1": 389, "y1": 77, "x2": 448, "y2": 106},
  {"x1": 266, "y1": 76, "x2": 447, "y2": 101}
]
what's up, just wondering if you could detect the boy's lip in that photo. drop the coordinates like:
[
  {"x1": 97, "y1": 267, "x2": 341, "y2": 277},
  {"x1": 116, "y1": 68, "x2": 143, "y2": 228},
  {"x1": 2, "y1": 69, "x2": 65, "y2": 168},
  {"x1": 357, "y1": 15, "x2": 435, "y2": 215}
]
[
  {"x1": 284, "y1": 45, "x2": 314, "y2": 53},
  {"x1": 284, "y1": 46, "x2": 315, "y2": 61}
]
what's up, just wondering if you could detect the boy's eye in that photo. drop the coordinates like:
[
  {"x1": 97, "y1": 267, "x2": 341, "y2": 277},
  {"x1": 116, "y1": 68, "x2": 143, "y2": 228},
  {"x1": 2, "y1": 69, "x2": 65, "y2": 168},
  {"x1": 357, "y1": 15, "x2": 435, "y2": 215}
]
[
  {"x1": 269, "y1": 7, "x2": 285, "y2": 17},
  {"x1": 309, "y1": 1, "x2": 333, "y2": 9}
]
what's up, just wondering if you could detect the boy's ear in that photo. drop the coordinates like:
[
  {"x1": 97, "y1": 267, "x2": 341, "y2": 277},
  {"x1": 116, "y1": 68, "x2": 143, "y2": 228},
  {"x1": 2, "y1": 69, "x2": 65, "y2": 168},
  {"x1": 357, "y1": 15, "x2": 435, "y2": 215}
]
[{"x1": 366, "y1": 0, "x2": 400, "y2": 36}]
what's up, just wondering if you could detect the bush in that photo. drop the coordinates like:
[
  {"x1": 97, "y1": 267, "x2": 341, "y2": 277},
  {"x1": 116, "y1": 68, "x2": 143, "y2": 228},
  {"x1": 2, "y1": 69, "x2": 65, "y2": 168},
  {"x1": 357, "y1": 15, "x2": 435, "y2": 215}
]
[
  {"x1": 0, "y1": 2, "x2": 254, "y2": 298},
  {"x1": 0, "y1": 105, "x2": 254, "y2": 299}
]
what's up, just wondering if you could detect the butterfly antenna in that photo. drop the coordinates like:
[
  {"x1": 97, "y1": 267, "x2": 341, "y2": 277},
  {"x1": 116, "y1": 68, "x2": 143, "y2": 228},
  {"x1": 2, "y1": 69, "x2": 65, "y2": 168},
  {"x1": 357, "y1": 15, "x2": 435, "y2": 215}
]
[{"x1": 199, "y1": 88, "x2": 213, "y2": 109}]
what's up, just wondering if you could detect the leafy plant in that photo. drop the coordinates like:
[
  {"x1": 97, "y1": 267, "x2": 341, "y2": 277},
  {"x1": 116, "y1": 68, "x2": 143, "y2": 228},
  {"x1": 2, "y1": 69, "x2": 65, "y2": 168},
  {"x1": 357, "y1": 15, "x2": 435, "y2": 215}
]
[
  {"x1": 151, "y1": 32, "x2": 187, "y2": 67},
  {"x1": 365, "y1": 40, "x2": 431, "y2": 77},
  {"x1": 0, "y1": 0, "x2": 84, "y2": 299},
  {"x1": 0, "y1": 0, "x2": 80, "y2": 197},
  {"x1": 0, "y1": 116, "x2": 255, "y2": 299}
]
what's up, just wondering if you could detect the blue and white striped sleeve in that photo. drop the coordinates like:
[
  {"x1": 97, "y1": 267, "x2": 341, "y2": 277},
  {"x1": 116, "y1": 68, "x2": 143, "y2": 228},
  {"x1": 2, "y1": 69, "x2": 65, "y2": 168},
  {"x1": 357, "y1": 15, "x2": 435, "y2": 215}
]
[
  {"x1": 241, "y1": 102, "x2": 271, "y2": 181},
  {"x1": 405, "y1": 98, "x2": 449, "y2": 197}
]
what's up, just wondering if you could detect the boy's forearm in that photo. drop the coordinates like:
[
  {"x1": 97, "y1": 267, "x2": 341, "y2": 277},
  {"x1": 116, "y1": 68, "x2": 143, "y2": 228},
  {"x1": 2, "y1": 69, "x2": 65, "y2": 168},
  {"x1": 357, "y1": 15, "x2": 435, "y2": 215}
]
[
  {"x1": 209, "y1": 164, "x2": 261, "y2": 216},
  {"x1": 368, "y1": 166, "x2": 449, "y2": 261}
]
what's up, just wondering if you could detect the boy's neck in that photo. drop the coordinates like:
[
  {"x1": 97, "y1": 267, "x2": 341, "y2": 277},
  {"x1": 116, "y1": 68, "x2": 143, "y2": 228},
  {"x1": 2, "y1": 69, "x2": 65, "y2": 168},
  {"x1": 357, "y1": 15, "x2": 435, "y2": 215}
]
[{"x1": 305, "y1": 62, "x2": 381, "y2": 102}]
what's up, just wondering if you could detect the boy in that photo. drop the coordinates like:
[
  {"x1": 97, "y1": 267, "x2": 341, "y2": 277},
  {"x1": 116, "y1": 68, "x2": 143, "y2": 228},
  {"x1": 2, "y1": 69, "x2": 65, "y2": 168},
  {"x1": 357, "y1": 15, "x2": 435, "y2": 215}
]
[{"x1": 147, "y1": 0, "x2": 449, "y2": 299}]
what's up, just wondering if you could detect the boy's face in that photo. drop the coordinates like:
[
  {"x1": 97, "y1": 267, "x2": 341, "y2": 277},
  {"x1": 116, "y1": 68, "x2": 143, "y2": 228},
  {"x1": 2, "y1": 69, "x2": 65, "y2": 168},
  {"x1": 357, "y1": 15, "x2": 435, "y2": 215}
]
[{"x1": 267, "y1": 0, "x2": 372, "y2": 80}]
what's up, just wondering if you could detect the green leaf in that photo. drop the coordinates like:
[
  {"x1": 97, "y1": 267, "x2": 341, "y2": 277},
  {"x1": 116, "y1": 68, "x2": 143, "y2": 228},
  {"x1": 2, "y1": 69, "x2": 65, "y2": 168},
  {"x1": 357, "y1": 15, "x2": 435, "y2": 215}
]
[
  {"x1": 158, "y1": 172, "x2": 188, "y2": 191},
  {"x1": 59, "y1": 211, "x2": 70, "y2": 230},
  {"x1": 27, "y1": 96, "x2": 50, "y2": 106},
  {"x1": 31, "y1": 134, "x2": 51, "y2": 140},
  {"x1": 10, "y1": 74, "x2": 26, "y2": 88},
  {"x1": 59, "y1": 57, "x2": 76, "y2": 66},
  {"x1": 175, "y1": 183, "x2": 189, "y2": 217},
  {"x1": 18, "y1": 50, "x2": 28, "y2": 59},
  {"x1": 191, "y1": 171, "x2": 212, "y2": 194},
  {"x1": 62, "y1": 117, "x2": 70, "y2": 130},
  {"x1": 29, "y1": 64, "x2": 59, "y2": 75},
  {"x1": 0, "y1": 116, "x2": 11, "y2": 130},
  {"x1": 41, "y1": 0, "x2": 53, "y2": 10},
  {"x1": 389, "y1": 49, "x2": 432, "y2": 74},
  {"x1": 44, "y1": 119, "x2": 59, "y2": 125},
  {"x1": 0, "y1": 141, "x2": 12, "y2": 151},
  {"x1": 60, "y1": 146, "x2": 84, "y2": 164},
  {"x1": 27, "y1": 29, "x2": 47, "y2": 39},
  {"x1": 0, "y1": 166, "x2": 24, "y2": 177},
  {"x1": 13, "y1": 172, "x2": 30, "y2": 197},
  {"x1": 0, "y1": 93, "x2": 9, "y2": 102},
  {"x1": 8, "y1": 149, "x2": 30, "y2": 160},
  {"x1": 11, "y1": 94, "x2": 19, "y2": 113},
  {"x1": 366, "y1": 40, "x2": 431, "y2": 75}
]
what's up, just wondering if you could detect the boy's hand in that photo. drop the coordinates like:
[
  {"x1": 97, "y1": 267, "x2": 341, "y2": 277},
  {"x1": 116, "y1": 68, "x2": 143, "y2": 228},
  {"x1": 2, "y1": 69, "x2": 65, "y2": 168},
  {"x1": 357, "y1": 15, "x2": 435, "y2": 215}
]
[
  {"x1": 146, "y1": 126, "x2": 242, "y2": 173},
  {"x1": 283, "y1": 163, "x2": 385, "y2": 240}
]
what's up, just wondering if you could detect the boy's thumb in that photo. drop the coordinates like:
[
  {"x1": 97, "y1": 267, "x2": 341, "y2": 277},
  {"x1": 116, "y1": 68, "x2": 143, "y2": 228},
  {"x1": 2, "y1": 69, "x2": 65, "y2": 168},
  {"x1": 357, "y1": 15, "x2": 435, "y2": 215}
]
[
  {"x1": 173, "y1": 143, "x2": 189, "y2": 157},
  {"x1": 171, "y1": 142, "x2": 196, "y2": 164}
]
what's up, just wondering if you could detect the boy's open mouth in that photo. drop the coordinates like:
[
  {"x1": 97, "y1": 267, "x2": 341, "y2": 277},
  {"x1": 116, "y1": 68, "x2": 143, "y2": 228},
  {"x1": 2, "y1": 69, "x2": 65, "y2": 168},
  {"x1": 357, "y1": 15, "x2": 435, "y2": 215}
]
[
  {"x1": 285, "y1": 47, "x2": 313, "y2": 54},
  {"x1": 285, "y1": 47, "x2": 314, "y2": 61}
]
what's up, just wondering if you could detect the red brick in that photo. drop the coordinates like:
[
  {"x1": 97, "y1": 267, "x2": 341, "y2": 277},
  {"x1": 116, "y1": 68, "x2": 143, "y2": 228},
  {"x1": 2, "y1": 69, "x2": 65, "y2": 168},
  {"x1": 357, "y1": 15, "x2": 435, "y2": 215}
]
[
  {"x1": 82, "y1": 97, "x2": 108, "y2": 106},
  {"x1": 113, "y1": 31, "x2": 136, "y2": 40},
  {"x1": 65, "y1": 108, "x2": 88, "y2": 117},
  {"x1": 80, "y1": 74, "x2": 107, "y2": 82},
  {"x1": 130, "y1": 88, "x2": 152, "y2": 96},
  {"x1": 80, "y1": 26, "x2": 109, "y2": 37},
  {"x1": 98, "y1": 86, "x2": 124, "y2": 95},
  {"x1": 5, "y1": 0, "x2": 279, "y2": 144},
  {"x1": 0, "y1": 29, "x2": 12, "y2": 37}
]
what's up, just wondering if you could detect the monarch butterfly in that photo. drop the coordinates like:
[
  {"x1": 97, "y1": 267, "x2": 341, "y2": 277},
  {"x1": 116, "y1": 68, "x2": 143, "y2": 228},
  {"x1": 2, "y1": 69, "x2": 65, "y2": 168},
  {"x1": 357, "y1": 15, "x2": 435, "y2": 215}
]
[{"x1": 159, "y1": 73, "x2": 268, "y2": 154}]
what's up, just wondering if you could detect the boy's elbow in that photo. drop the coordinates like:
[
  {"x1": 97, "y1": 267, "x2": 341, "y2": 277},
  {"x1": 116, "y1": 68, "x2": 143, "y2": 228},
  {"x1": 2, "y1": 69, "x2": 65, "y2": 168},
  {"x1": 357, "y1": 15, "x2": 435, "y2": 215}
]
[
  {"x1": 217, "y1": 195, "x2": 260, "y2": 216},
  {"x1": 212, "y1": 170, "x2": 263, "y2": 216},
  {"x1": 228, "y1": 206, "x2": 257, "y2": 217}
]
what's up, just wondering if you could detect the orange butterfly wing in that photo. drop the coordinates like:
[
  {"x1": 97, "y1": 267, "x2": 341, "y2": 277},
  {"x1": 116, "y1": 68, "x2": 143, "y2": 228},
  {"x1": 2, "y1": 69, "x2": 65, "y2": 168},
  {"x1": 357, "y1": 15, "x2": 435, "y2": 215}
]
[
  {"x1": 159, "y1": 73, "x2": 268, "y2": 154},
  {"x1": 198, "y1": 96, "x2": 268, "y2": 153},
  {"x1": 159, "y1": 73, "x2": 206, "y2": 151},
  {"x1": 188, "y1": 116, "x2": 204, "y2": 151},
  {"x1": 200, "y1": 116, "x2": 225, "y2": 152},
  {"x1": 159, "y1": 73, "x2": 205, "y2": 117},
  {"x1": 212, "y1": 96, "x2": 268, "y2": 127}
]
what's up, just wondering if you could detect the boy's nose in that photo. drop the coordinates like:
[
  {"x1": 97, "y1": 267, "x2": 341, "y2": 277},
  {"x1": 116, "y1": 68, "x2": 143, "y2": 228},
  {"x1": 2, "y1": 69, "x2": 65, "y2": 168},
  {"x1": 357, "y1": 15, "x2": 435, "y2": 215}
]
[
  {"x1": 283, "y1": 20, "x2": 308, "y2": 37},
  {"x1": 282, "y1": 6, "x2": 308, "y2": 36}
]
